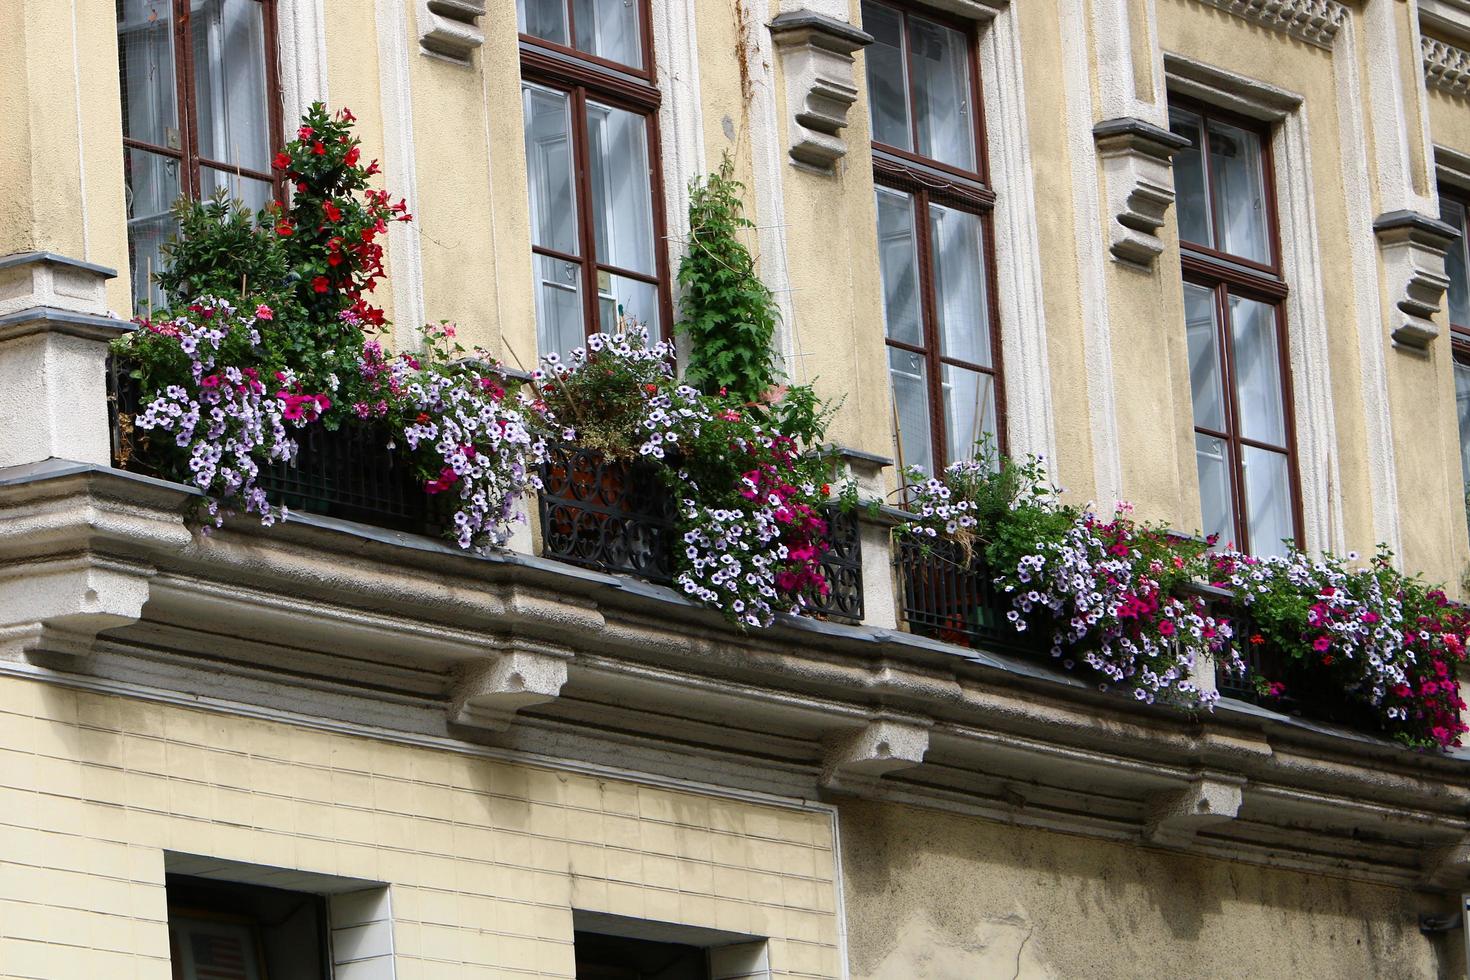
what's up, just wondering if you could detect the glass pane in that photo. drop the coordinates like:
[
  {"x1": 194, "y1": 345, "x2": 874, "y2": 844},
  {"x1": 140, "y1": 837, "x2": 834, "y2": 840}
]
[
  {"x1": 1184, "y1": 283, "x2": 1225, "y2": 432},
  {"x1": 1229, "y1": 294, "x2": 1287, "y2": 446},
  {"x1": 1241, "y1": 445, "x2": 1294, "y2": 556},
  {"x1": 1168, "y1": 107, "x2": 1211, "y2": 248},
  {"x1": 1208, "y1": 119, "x2": 1271, "y2": 264},
  {"x1": 1456, "y1": 359, "x2": 1470, "y2": 489},
  {"x1": 117, "y1": 0, "x2": 179, "y2": 149},
  {"x1": 875, "y1": 187, "x2": 923, "y2": 347},
  {"x1": 200, "y1": 168, "x2": 272, "y2": 216},
  {"x1": 535, "y1": 253, "x2": 585, "y2": 357},
  {"x1": 1454, "y1": 359, "x2": 1470, "y2": 490},
  {"x1": 573, "y1": 0, "x2": 643, "y2": 68},
  {"x1": 889, "y1": 347, "x2": 933, "y2": 477},
  {"x1": 585, "y1": 100, "x2": 655, "y2": 277},
  {"x1": 942, "y1": 364, "x2": 995, "y2": 463},
  {"x1": 596, "y1": 270, "x2": 659, "y2": 337},
  {"x1": 522, "y1": 84, "x2": 579, "y2": 256},
  {"x1": 862, "y1": 1, "x2": 911, "y2": 153},
  {"x1": 125, "y1": 147, "x2": 183, "y2": 313},
  {"x1": 908, "y1": 15, "x2": 975, "y2": 172},
  {"x1": 1441, "y1": 198, "x2": 1470, "y2": 329},
  {"x1": 518, "y1": 0, "x2": 569, "y2": 47},
  {"x1": 928, "y1": 203, "x2": 990, "y2": 367},
  {"x1": 190, "y1": 0, "x2": 271, "y2": 175},
  {"x1": 1194, "y1": 432, "x2": 1235, "y2": 549}
]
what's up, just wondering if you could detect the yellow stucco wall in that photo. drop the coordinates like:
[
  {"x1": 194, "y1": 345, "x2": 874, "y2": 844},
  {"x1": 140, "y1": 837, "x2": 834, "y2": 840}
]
[
  {"x1": 839, "y1": 798, "x2": 1461, "y2": 980},
  {"x1": 0, "y1": 674, "x2": 841, "y2": 977}
]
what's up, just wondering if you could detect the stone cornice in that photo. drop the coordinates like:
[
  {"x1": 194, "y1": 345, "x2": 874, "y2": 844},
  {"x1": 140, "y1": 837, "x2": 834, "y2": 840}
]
[
  {"x1": 1191, "y1": 0, "x2": 1347, "y2": 49},
  {"x1": 5, "y1": 461, "x2": 1470, "y2": 889},
  {"x1": 1424, "y1": 35, "x2": 1470, "y2": 97}
]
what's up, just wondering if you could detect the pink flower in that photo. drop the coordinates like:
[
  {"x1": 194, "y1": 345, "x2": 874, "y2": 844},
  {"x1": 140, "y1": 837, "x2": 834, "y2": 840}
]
[
  {"x1": 1312, "y1": 635, "x2": 1331, "y2": 652},
  {"x1": 254, "y1": 304, "x2": 273, "y2": 321}
]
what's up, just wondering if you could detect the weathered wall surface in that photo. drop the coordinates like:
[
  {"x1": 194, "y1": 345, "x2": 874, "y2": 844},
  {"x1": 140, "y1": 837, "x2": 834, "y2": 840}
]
[{"x1": 839, "y1": 799, "x2": 1462, "y2": 980}]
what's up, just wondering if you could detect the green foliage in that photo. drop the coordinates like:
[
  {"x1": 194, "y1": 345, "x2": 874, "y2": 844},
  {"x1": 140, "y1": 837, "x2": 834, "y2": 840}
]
[
  {"x1": 677, "y1": 153, "x2": 782, "y2": 403},
  {"x1": 155, "y1": 193, "x2": 292, "y2": 307}
]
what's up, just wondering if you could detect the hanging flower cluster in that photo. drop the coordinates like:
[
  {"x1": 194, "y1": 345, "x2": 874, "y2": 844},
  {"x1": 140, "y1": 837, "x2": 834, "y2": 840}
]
[
  {"x1": 130, "y1": 298, "x2": 300, "y2": 526},
  {"x1": 382, "y1": 324, "x2": 548, "y2": 549},
  {"x1": 537, "y1": 324, "x2": 838, "y2": 628},
  {"x1": 1207, "y1": 548, "x2": 1470, "y2": 748}
]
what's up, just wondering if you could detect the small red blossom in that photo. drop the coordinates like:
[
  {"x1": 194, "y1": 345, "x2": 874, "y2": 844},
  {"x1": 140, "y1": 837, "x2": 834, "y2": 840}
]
[
  {"x1": 312, "y1": 141, "x2": 326, "y2": 156},
  {"x1": 312, "y1": 275, "x2": 330, "y2": 293},
  {"x1": 272, "y1": 151, "x2": 292, "y2": 170}
]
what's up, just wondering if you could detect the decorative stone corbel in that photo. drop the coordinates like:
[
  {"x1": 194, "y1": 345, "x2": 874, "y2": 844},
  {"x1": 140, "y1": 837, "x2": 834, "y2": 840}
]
[
  {"x1": 768, "y1": 11, "x2": 873, "y2": 174},
  {"x1": 1423, "y1": 36, "x2": 1470, "y2": 99},
  {"x1": 1373, "y1": 211, "x2": 1460, "y2": 350},
  {"x1": 0, "y1": 252, "x2": 128, "y2": 469},
  {"x1": 418, "y1": 0, "x2": 485, "y2": 63},
  {"x1": 448, "y1": 643, "x2": 571, "y2": 731},
  {"x1": 1144, "y1": 774, "x2": 1243, "y2": 845},
  {"x1": 820, "y1": 716, "x2": 929, "y2": 790},
  {"x1": 1093, "y1": 118, "x2": 1191, "y2": 268},
  {"x1": 0, "y1": 559, "x2": 153, "y2": 660},
  {"x1": 1421, "y1": 833, "x2": 1470, "y2": 889}
]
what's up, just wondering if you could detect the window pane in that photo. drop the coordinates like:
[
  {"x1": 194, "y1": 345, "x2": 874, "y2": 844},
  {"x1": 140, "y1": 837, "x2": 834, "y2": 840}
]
[
  {"x1": 908, "y1": 15, "x2": 975, "y2": 172},
  {"x1": 200, "y1": 168, "x2": 272, "y2": 216},
  {"x1": 522, "y1": 84, "x2": 579, "y2": 256},
  {"x1": 875, "y1": 187, "x2": 923, "y2": 347},
  {"x1": 1228, "y1": 294, "x2": 1287, "y2": 446},
  {"x1": 573, "y1": 0, "x2": 643, "y2": 68},
  {"x1": 1169, "y1": 108, "x2": 1211, "y2": 248},
  {"x1": 1441, "y1": 197, "x2": 1470, "y2": 329},
  {"x1": 1456, "y1": 359, "x2": 1470, "y2": 489},
  {"x1": 1194, "y1": 432, "x2": 1235, "y2": 549},
  {"x1": 889, "y1": 347, "x2": 933, "y2": 477},
  {"x1": 928, "y1": 203, "x2": 990, "y2": 367},
  {"x1": 117, "y1": 0, "x2": 179, "y2": 149},
  {"x1": 125, "y1": 147, "x2": 182, "y2": 313},
  {"x1": 518, "y1": 0, "x2": 570, "y2": 47},
  {"x1": 596, "y1": 270, "x2": 659, "y2": 337},
  {"x1": 1241, "y1": 445, "x2": 1294, "y2": 556},
  {"x1": 535, "y1": 254, "x2": 585, "y2": 356},
  {"x1": 1208, "y1": 119, "x2": 1271, "y2": 264},
  {"x1": 942, "y1": 364, "x2": 995, "y2": 463},
  {"x1": 1185, "y1": 283, "x2": 1225, "y2": 432},
  {"x1": 585, "y1": 100, "x2": 655, "y2": 277},
  {"x1": 190, "y1": 0, "x2": 271, "y2": 175},
  {"x1": 862, "y1": 2, "x2": 911, "y2": 153}
]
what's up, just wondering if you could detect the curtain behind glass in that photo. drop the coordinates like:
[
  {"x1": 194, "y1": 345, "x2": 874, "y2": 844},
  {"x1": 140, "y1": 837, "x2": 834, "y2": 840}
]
[{"x1": 191, "y1": 0, "x2": 271, "y2": 177}]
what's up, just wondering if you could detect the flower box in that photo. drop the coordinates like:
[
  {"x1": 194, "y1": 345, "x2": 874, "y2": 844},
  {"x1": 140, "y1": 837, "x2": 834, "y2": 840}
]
[
  {"x1": 896, "y1": 537, "x2": 1042, "y2": 655},
  {"x1": 108, "y1": 362, "x2": 445, "y2": 535}
]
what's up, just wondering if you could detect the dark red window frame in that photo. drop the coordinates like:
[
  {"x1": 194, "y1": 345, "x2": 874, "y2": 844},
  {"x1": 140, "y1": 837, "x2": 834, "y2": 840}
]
[
  {"x1": 518, "y1": 7, "x2": 674, "y2": 339},
  {"x1": 866, "y1": 0, "x2": 1006, "y2": 469},
  {"x1": 1173, "y1": 95, "x2": 1303, "y2": 555}
]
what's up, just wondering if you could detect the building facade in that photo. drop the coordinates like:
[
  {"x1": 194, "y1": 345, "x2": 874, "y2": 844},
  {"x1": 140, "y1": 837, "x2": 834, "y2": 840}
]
[{"x1": 4, "y1": 0, "x2": 1470, "y2": 976}]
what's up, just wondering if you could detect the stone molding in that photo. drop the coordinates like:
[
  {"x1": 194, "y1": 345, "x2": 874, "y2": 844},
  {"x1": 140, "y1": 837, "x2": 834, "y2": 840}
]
[
  {"x1": 767, "y1": 11, "x2": 874, "y2": 173},
  {"x1": 821, "y1": 717, "x2": 931, "y2": 790},
  {"x1": 1372, "y1": 209, "x2": 1461, "y2": 349},
  {"x1": 0, "y1": 558, "x2": 152, "y2": 660},
  {"x1": 1145, "y1": 774, "x2": 1244, "y2": 845},
  {"x1": 0, "y1": 251, "x2": 115, "y2": 318},
  {"x1": 1190, "y1": 0, "x2": 1347, "y2": 49},
  {"x1": 417, "y1": 0, "x2": 485, "y2": 63},
  {"x1": 1424, "y1": 35, "x2": 1470, "y2": 98},
  {"x1": 1092, "y1": 117, "x2": 1191, "y2": 267},
  {"x1": 449, "y1": 644, "x2": 573, "y2": 731}
]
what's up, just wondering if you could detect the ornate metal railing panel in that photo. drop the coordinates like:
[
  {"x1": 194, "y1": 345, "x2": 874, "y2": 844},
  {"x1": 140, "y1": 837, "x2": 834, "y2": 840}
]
[
  {"x1": 896, "y1": 536, "x2": 1037, "y2": 654},
  {"x1": 803, "y1": 505, "x2": 863, "y2": 623},
  {"x1": 108, "y1": 361, "x2": 445, "y2": 534},
  {"x1": 537, "y1": 444, "x2": 680, "y2": 583}
]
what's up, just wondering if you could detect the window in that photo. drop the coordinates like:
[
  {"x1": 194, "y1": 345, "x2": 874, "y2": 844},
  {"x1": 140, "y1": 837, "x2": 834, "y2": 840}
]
[
  {"x1": 518, "y1": 0, "x2": 670, "y2": 356},
  {"x1": 1440, "y1": 188, "x2": 1470, "y2": 512},
  {"x1": 116, "y1": 0, "x2": 283, "y2": 312},
  {"x1": 1169, "y1": 100, "x2": 1300, "y2": 556},
  {"x1": 167, "y1": 875, "x2": 329, "y2": 979},
  {"x1": 575, "y1": 931, "x2": 711, "y2": 979},
  {"x1": 863, "y1": 0, "x2": 1002, "y2": 479}
]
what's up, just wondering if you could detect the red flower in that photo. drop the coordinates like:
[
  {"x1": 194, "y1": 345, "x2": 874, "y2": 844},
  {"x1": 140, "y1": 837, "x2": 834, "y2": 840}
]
[
  {"x1": 312, "y1": 275, "x2": 330, "y2": 293},
  {"x1": 338, "y1": 108, "x2": 357, "y2": 123},
  {"x1": 644, "y1": 383, "x2": 658, "y2": 394},
  {"x1": 312, "y1": 141, "x2": 326, "y2": 155},
  {"x1": 821, "y1": 483, "x2": 831, "y2": 496},
  {"x1": 344, "y1": 146, "x2": 360, "y2": 166},
  {"x1": 272, "y1": 151, "x2": 291, "y2": 170},
  {"x1": 275, "y1": 220, "x2": 294, "y2": 237},
  {"x1": 298, "y1": 125, "x2": 314, "y2": 140},
  {"x1": 323, "y1": 201, "x2": 342, "y2": 222}
]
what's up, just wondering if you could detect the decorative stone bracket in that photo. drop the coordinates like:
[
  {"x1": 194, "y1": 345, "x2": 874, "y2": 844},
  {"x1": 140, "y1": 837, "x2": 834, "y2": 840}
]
[
  {"x1": 418, "y1": 0, "x2": 485, "y2": 63},
  {"x1": 1093, "y1": 118, "x2": 1191, "y2": 268},
  {"x1": 1423, "y1": 35, "x2": 1470, "y2": 99},
  {"x1": 820, "y1": 716, "x2": 930, "y2": 790},
  {"x1": 768, "y1": 11, "x2": 873, "y2": 175},
  {"x1": 1372, "y1": 210, "x2": 1460, "y2": 350},
  {"x1": 1422, "y1": 833, "x2": 1470, "y2": 888},
  {"x1": 1144, "y1": 773, "x2": 1243, "y2": 845},
  {"x1": 448, "y1": 642, "x2": 572, "y2": 731},
  {"x1": 0, "y1": 559, "x2": 153, "y2": 660}
]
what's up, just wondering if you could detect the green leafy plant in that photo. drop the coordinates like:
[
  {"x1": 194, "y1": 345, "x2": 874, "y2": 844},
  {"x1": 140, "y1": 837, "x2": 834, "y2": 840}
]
[{"x1": 677, "y1": 153, "x2": 781, "y2": 403}]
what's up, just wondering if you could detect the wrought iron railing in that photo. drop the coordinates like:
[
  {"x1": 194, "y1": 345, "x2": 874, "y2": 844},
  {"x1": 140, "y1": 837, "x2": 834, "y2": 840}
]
[
  {"x1": 804, "y1": 506, "x2": 864, "y2": 622},
  {"x1": 108, "y1": 362, "x2": 445, "y2": 534},
  {"x1": 896, "y1": 536, "x2": 1039, "y2": 654}
]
